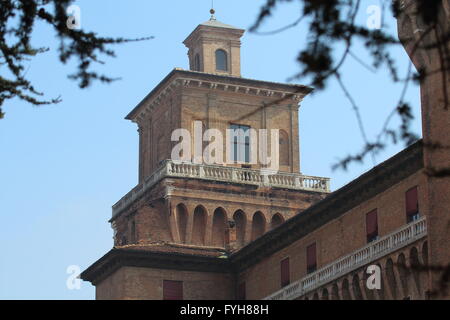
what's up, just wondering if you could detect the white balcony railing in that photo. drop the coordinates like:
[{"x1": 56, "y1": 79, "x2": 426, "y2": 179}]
[
  {"x1": 264, "y1": 216, "x2": 427, "y2": 300},
  {"x1": 112, "y1": 160, "x2": 330, "y2": 218}
]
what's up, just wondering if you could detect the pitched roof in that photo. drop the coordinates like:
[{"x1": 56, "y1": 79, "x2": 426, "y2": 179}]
[{"x1": 200, "y1": 18, "x2": 242, "y2": 30}]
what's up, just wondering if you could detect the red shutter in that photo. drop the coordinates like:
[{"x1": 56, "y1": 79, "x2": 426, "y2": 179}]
[
  {"x1": 306, "y1": 243, "x2": 317, "y2": 273},
  {"x1": 163, "y1": 280, "x2": 183, "y2": 300},
  {"x1": 281, "y1": 258, "x2": 290, "y2": 287},
  {"x1": 366, "y1": 209, "x2": 378, "y2": 242},
  {"x1": 237, "y1": 282, "x2": 246, "y2": 300},
  {"x1": 406, "y1": 186, "x2": 419, "y2": 218}
]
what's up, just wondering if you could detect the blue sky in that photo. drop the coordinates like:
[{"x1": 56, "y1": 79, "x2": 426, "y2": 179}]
[{"x1": 0, "y1": 0, "x2": 421, "y2": 299}]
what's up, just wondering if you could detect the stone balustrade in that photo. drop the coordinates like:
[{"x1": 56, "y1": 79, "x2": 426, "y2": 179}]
[
  {"x1": 264, "y1": 216, "x2": 427, "y2": 300},
  {"x1": 112, "y1": 160, "x2": 330, "y2": 218}
]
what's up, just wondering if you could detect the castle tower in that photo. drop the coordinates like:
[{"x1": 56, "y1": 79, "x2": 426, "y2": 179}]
[{"x1": 81, "y1": 12, "x2": 330, "y2": 300}]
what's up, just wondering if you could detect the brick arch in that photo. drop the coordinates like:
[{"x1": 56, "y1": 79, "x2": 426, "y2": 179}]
[
  {"x1": 251, "y1": 211, "x2": 266, "y2": 241},
  {"x1": 409, "y1": 246, "x2": 422, "y2": 294},
  {"x1": 352, "y1": 274, "x2": 363, "y2": 300},
  {"x1": 192, "y1": 205, "x2": 208, "y2": 245},
  {"x1": 397, "y1": 253, "x2": 410, "y2": 298},
  {"x1": 421, "y1": 241, "x2": 428, "y2": 266},
  {"x1": 341, "y1": 278, "x2": 352, "y2": 300},
  {"x1": 321, "y1": 288, "x2": 329, "y2": 300},
  {"x1": 212, "y1": 207, "x2": 227, "y2": 247},
  {"x1": 385, "y1": 258, "x2": 397, "y2": 299},
  {"x1": 270, "y1": 213, "x2": 285, "y2": 230},
  {"x1": 233, "y1": 210, "x2": 247, "y2": 247},
  {"x1": 331, "y1": 283, "x2": 340, "y2": 300},
  {"x1": 175, "y1": 203, "x2": 188, "y2": 243}
]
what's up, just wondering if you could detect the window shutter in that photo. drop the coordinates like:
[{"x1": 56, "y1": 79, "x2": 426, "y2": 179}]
[
  {"x1": 163, "y1": 280, "x2": 183, "y2": 300},
  {"x1": 237, "y1": 282, "x2": 246, "y2": 300},
  {"x1": 405, "y1": 186, "x2": 419, "y2": 219},
  {"x1": 366, "y1": 209, "x2": 378, "y2": 242},
  {"x1": 281, "y1": 258, "x2": 290, "y2": 287},
  {"x1": 306, "y1": 243, "x2": 317, "y2": 273}
]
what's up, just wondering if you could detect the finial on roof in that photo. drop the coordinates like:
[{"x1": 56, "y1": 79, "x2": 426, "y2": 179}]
[{"x1": 210, "y1": 0, "x2": 216, "y2": 21}]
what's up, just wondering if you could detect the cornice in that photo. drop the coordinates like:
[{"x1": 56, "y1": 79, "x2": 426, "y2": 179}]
[
  {"x1": 126, "y1": 69, "x2": 313, "y2": 123},
  {"x1": 80, "y1": 248, "x2": 232, "y2": 286}
]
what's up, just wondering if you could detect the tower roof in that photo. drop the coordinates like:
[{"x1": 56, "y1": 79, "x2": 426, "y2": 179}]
[
  {"x1": 199, "y1": 17, "x2": 241, "y2": 30},
  {"x1": 184, "y1": 14, "x2": 245, "y2": 46}
]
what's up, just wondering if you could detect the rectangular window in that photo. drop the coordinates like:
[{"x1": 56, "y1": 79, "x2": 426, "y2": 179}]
[
  {"x1": 130, "y1": 220, "x2": 136, "y2": 244},
  {"x1": 280, "y1": 258, "x2": 290, "y2": 287},
  {"x1": 163, "y1": 280, "x2": 183, "y2": 300},
  {"x1": 366, "y1": 209, "x2": 378, "y2": 243},
  {"x1": 237, "y1": 282, "x2": 246, "y2": 300},
  {"x1": 406, "y1": 186, "x2": 419, "y2": 223},
  {"x1": 306, "y1": 243, "x2": 317, "y2": 274},
  {"x1": 229, "y1": 124, "x2": 250, "y2": 163}
]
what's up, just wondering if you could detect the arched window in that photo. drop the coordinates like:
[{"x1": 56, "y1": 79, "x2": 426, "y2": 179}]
[
  {"x1": 233, "y1": 210, "x2": 247, "y2": 247},
  {"x1": 251, "y1": 211, "x2": 266, "y2": 241},
  {"x1": 409, "y1": 247, "x2": 422, "y2": 293},
  {"x1": 194, "y1": 53, "x2": 201, "y2": 71},
  {"x1": 341, "y1": 279, "x2": 351, "y2": 300},
  {"x1": 271, "y1": 213, "x2": 284, "y2": 230},
  {"x1": 331, "y1": 283, "x2": 340, "y2": 300},
  {"x1": 352, "y1": 274, "x2": 363, "y2": 300},
  {"x1": 176, "y1": 204, "x2": 188, "y2": 243},
  {"x1": 215, "y1": 49, "x2": 228, "y2": 71},
  {"x1": 397, "y1": 253, "x2": 410, "y2": 298},
  {"x1": 386, "y1": 258, "x2": 397, "y2": 299},
  {"x1": 192, "y1": 206, "x2": 207, "y2": 245},
  {"x1": 279, "y1": 130, "x2": 289, "y2": 166},
  {"x1": 321, "y1": 288, "x2": 329, "y2": 300},
  {"x1": 212, "y1": 208, "x2": 227, "y2": 247}
]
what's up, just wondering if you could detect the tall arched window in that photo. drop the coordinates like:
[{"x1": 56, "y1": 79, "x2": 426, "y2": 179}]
[
  {"x1": 194, "y1": 53, "x2": 201, "y2": 71},
  {"x1": 212, "y1": 208, "x2": 227, "y2": 247},
  {"x1": 215, "y1": 49, "x2": 228, "y2": 71},
  {"x1": 192, "y1": 206, "x2": 207, "y2": 245},
  {"x1": 270, "y1": 213, "x2": 284, "y2": 230},
  {"x1": 233, "y1": 210, "x2": 247, "y2": 247},
  {"x1": 251, "y1": 211, "x2": 266, "y2": 241},
  {"x1": 279, "y1": 130, "x2": 290, "y2": 166},
  {"x1": 176, "y1": 204, "x2": 188, "y2": 243}
]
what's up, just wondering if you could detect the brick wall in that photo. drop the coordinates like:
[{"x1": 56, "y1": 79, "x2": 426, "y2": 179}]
[
  {"x1": 96, "y1": 266, "x2": 234, "y2": 300},
  {"x1": 238, "y1": 170, "x2": 427, "y2": 299}
]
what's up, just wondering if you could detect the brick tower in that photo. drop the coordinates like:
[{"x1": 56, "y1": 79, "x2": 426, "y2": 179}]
[
  {"x1": 396, "y1": 0, "x2": 450, "y2": 298},
  {"x1": 81, "y1": 12, "x2": 330, "y2": 299}
]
